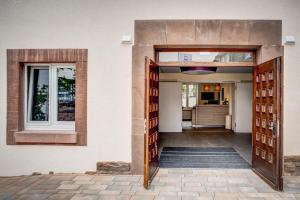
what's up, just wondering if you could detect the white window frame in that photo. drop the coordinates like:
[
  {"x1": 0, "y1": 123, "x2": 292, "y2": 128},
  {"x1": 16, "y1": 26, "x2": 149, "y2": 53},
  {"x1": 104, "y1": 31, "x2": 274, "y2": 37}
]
[
  {"x1": 182, "y1": 83, "x2": 198, "y2": 108},
  {"x1": 24, "y1": 63, "x2": 76, "y2": 131}
]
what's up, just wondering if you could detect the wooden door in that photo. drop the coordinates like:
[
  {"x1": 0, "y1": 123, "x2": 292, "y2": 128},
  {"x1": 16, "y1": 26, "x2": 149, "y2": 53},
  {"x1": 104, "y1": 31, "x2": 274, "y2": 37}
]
[
  {"x1": 252, "y1": 57, "x2": 283, "y2": 190},
  {"x1": 144, "y1": 57, "x2": 159, "y2": 189}
]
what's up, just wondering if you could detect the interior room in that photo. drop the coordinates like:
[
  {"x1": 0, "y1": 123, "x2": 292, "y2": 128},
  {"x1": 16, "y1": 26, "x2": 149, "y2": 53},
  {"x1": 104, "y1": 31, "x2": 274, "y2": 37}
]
[{"x1": 157, "y1": 51, "x2": 253, "y2": 168}]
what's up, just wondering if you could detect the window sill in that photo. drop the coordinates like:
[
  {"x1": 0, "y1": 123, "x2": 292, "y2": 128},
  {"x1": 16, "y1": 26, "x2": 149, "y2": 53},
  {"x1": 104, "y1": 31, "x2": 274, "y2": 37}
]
[{"x1": 14, "y1": 131, "x2": 77, "y2": 145}]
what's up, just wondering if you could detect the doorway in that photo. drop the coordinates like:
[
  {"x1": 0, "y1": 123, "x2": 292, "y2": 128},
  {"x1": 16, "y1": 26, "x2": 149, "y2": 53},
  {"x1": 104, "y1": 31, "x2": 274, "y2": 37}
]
[
  {"x1": 132, "y1": 19, "x2": 283, "y2": 191},
  {"x1": 143, "y1": 48, "x2": 283, "y2": 191}
]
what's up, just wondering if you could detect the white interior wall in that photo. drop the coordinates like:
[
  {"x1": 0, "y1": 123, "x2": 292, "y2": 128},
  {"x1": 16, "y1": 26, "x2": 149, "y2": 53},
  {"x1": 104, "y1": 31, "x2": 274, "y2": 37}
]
[
  {"x1": 235, "y1": 82, "x2": 253, "y2": 133},
  {"x1": 0, "y1": 0, "x2": 299, "y2": 175},
  {"x1": 159, "y1": 82, "x2": 182, "y2": 132}
]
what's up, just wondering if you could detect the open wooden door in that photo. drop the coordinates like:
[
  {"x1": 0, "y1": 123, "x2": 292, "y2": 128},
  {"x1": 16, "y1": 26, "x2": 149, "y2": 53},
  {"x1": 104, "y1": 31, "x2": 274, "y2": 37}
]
[
  {"x1": 252, "y1": 57, "x2": 283, "y2": 190},
  {"x1": 144, "y1": 57, "x2": 159, "y2": 189}
]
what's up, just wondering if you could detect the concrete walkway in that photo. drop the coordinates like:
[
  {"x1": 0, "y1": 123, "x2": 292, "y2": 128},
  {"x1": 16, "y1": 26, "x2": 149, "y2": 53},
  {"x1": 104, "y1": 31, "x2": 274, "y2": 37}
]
[{"x1": 0, "y1": 168, "x2": 300, "y2": 200}]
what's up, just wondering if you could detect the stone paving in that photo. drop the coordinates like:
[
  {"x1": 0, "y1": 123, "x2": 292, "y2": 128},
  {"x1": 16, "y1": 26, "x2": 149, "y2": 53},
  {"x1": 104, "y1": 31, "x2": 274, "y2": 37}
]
[{"x1": 0, "y1": 168, "x2": 300, "y2": 200}]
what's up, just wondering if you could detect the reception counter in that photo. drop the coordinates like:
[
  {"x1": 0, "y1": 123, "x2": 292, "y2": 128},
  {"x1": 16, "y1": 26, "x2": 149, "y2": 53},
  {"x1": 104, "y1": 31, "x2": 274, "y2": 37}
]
[{"x1": 192, "y1": 105, "x2": 229, "y2": 126}]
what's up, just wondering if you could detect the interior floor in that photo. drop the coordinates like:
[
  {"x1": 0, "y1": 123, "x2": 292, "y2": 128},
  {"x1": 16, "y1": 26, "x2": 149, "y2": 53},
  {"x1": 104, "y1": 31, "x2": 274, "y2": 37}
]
[{"x1": 159, "y1": 128, "x2": 252, "y2": 164}]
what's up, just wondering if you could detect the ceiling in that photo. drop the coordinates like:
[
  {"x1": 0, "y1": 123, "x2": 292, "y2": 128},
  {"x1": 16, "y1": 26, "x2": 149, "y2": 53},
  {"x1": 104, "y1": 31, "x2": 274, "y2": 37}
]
[{"x1": 159, "y1": 66, "x2": 253, "y2": 73}]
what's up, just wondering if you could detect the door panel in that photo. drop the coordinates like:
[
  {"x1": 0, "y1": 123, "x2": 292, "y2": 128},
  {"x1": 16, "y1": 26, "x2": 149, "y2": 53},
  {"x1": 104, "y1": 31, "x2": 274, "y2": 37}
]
[
  {"x1": 144, "y1": 57, "x2": 159, "y2": 189},
  {"x1": 252, "y1": 57, "x2": 283, "y2": 190}
]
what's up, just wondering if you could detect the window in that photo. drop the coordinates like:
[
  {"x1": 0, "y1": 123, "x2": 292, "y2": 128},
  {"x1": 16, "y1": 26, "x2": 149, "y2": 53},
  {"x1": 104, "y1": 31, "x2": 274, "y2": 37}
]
[
  {"x1": 7, "y1": 49, "x2": 87, "y2": 145},
  {"x1": 158, "y1": 51, "x2": 254, "y2": 62},
  {"x1": 182, "y1": 83, "x2": 197, "y2": 108},
  {"x1": 25, "y1": 64, "x2": 76, "y2": 130}
]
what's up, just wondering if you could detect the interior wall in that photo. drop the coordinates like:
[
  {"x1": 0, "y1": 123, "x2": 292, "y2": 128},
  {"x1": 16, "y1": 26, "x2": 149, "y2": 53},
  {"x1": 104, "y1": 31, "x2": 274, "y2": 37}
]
[
  {"x1": 230, "y1": 83, "x2": 236, "y2": 131},
  {"x1": 235, "y1": 82, "x2": 253, "y2": 133},
  {"x1": 159, "y1": 82, "x2": 182, "y2": 132}
]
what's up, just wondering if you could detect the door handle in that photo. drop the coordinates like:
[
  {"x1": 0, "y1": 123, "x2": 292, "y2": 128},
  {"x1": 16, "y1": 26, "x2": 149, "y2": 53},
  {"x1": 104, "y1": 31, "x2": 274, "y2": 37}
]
[{"x1": 272, "y1": 121, "x2": 276, "y2": 138}]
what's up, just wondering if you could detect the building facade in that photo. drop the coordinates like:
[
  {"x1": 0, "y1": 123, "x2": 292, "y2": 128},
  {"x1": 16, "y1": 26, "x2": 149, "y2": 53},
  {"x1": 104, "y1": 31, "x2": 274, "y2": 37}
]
[{"x1": 0, "y1": 0, "x2": 300, "y2": 179}]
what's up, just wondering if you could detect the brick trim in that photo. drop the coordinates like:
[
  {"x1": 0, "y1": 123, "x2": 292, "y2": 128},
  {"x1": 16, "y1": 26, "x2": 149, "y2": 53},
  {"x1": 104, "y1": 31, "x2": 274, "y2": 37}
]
[
  {"x1": 15, "y1": 131, "x2": 77, "y2": 144},
  {"x1": 284, "y1": 156, "x2": 300, "y2": 176},
  {"x1": 7, "y1": 49, "x2": 88, "y2": 146}
]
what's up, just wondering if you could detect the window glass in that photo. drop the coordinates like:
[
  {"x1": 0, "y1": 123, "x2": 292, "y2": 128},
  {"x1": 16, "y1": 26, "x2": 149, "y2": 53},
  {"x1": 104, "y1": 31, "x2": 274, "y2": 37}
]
[
  {"x1": 188, "y1": 84, "x2": 197, "y2": 107},
  {"x1": 25, "y1": 64, "x2": 76, "y2": 130},
  {"x1": 57, "y1": 68, "x2": 76, "y2": 121},
  {"x1": 182, "y1": 84, "x2": 187, "y2": 107},
  {"x1": 182, "y1": 83, "x2": 198, "y2": 108},
  {"x1": 28, "y1": 67, "x2": 49, "y2": 121},
  {"x1": 159, "y1": 52, "x2": 253, "y2": 62}
]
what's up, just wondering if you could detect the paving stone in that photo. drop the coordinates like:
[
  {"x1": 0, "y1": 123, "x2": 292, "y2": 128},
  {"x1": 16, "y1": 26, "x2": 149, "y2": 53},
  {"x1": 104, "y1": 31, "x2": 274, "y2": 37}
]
[
  {"x1": 179, "y1": 191, "x2": 199, "y2": 196},
  {"x1": 48, "y1": 193, "x2": 75, "y2": 200},
  {"x1": 57, "y1": 184, "x2": 81, "y2": 190},
  {"x1": 73, "y1": 176, "x2": 94, "y2": 181},
  {"x1": 185, "y1": 182, "x2": 202, "y2": 187},
  {"x1": 92, "y1": 176, "x2": 115, "y2": 182},
  {"x1": 32, "y1": 184, "x2": 59, "y2": 190},
  {"x1": 158, "y1": 191, "x2": 178, "y2": 196},
  {"x1": 131, "y1": 195, "x2": 155, "y2": 200},
  {"x1": 81, "y1": 189, "x2": 104, "y2": 194},
  {"x1": 239, "y1": 186, "x2": 258, "y2": 193},
  {"x1": 75, "y1": 180, "x2": 96, "y2": 185},
  {"x1": 17, "y1": 193, "x2": 52, "y2": 200},
  {"x1": 114, "y1": 181, "x2": 131, "y2": 185},
  {"x1": 99, "y1": 190, "x2": 121, "y2": 195},
  {"x1": 182, "y1": 186, "x2": 206, "y2": 192},
  {"x1": 214, "y1": 192, "x2": 239, "y2": 199},
  {"x1": 80, "y1": 184, "x2": 107, "y2": 190},
  {"x1": 155, "y1": 195, "x2": 180, "y2": 200},
  {"x1": 99, "y1": 194, "x2": 132, "y2": 200},
  {"x1": 113, "y1": 176, "x2": 140, "y2": 182},
  {"x1": 206, "y1": 186, "x2": 229, "y2": 192},
  {"x1": 26, "y1": 189, "x2": 57, "y2": 194},
  {"x1": 106, "y1": 185, "x2": 132, "y2": 191},
  {"x1": 121, "y1": 190, "x2": 136, "y2": 195},
  {"x1": 48, "y1": 175, "x2": 77, "y2": 181},
  {"x1": 153, "y1": 185, "x2": 181, "y2": 192},
  {"x1": 135, "y1": 191, "x2": 159, "y2": 196},
  {"x1": 58, "y1": 189, "x2": 81, "y2": 194},
  {"x1": 131, "y1": 185, "x2": 152, "y2": 192},
  {"x1": 207, "y1": 177, "x2": 227, "y2": 183},
  {"x1": 70, "y1": 194, "x2": 99, "y2": 200},
  {"x1": 182, "y1": 176, "x2": 208, "y2": 183},
  {"x1": 159, "y1": 176, "x2": 181, "y2": 183},
  {"x1": 181, "y1": 196, "x2": 212, "y2": 200}
]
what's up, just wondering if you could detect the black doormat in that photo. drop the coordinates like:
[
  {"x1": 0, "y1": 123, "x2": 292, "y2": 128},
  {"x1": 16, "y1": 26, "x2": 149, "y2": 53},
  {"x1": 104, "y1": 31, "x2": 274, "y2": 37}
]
[{"x1": 159, "y1": 147, "x2": 250, "y2": 169}]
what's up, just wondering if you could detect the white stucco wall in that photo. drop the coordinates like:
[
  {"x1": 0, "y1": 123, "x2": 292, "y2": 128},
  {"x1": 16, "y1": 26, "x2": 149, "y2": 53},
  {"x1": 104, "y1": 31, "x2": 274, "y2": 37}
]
[
  {"x1": 159, "y1": 82, "x2": 182, "y2": 132},
  {"x1": 0, "y1": 0, "x2": 299, "y2": 175}
]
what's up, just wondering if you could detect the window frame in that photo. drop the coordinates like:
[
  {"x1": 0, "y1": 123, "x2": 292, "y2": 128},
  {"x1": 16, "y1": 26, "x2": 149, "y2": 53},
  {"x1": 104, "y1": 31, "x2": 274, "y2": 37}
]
[
  {"x1": 7, "y1": 49, "x2": 87, "y2": 146},
  {"x1": 182, "y1": 83, "x2": 198, "y2": 108},
  {"x1": 24, "y1": 63, "x2": 76, "y2": 131}
]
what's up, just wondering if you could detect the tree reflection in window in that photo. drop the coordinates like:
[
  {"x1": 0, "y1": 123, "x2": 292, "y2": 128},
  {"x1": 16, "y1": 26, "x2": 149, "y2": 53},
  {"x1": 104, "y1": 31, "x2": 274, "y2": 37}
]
[
  {"x1": 29, "y1": 68, "x2": 49, "y2": 121},
  {"x1": 57, "y1": 68, "x2": 76, "y2": 121}
]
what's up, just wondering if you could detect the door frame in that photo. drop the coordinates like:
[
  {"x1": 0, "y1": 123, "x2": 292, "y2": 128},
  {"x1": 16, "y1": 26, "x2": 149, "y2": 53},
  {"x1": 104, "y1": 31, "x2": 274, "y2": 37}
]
[{"x1": 144, "y1": 47, "x2": 284, "y2": 190}]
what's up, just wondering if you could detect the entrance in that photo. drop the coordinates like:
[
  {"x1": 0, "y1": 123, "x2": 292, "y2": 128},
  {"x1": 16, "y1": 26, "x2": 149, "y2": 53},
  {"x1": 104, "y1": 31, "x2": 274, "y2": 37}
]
[{"x1": 143, "y1": 49, "x2": 283, "y2": 191}]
